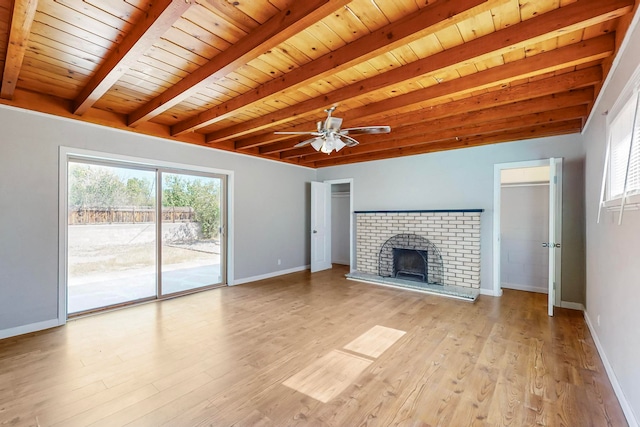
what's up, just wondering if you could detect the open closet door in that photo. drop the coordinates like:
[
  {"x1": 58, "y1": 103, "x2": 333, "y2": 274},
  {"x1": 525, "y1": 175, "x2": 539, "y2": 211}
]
[
  {"x1": 547, "y1": 158, "x2": 563, "y2": 316},
  {"x1": 311, "y1": 181, "x2": 332, "y2": 273}
]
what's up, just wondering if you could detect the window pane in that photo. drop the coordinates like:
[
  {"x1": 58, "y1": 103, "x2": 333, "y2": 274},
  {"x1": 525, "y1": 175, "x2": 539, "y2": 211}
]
[
  {"x1": 609, "y1": 94, "x2": 639, "y2": 199},
  {"x1": 68, "y1": 162, "x2": 157, "y2": 314},
  {"x1": 161, "y1": 172, "x2": 223, "y2": 295},
  {"x1": 628, "y1": 117, "x2": 640, "y2": 194}
]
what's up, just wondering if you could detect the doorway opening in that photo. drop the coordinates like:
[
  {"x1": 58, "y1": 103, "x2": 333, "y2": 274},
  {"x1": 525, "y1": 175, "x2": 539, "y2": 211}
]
[
  {"x1": 500, "y1": 166, "x2": 550, "y2": 294},
  {"x1": 310, "y1": 179, "x2": 353, "y2": 273},
  {"x1": 493, "y1": 159, "x2": 562, "y2": 316},
  {"x1": 331, "y1": 182, "x2": 351, "y2": 268}
]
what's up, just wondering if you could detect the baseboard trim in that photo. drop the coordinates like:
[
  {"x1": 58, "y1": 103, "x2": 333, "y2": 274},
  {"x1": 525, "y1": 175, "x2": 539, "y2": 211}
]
[
  {"x1": 0, "y1": 318, "x2": 61, "y2": 340},
  {"x1": 480, "y1": 288, "x2": 503, "y2": 297},
  {"x1": 584, "y1": 311, "x2": 639, "y2": 427},
  {"x1": 559, "y1": 301, "x2": 585, "y2": 311},
  {"x1": 232, "y1": 265, "x2": 310, "y2": 286},
  {"x1": 501, "y1": 282, "x2": 548, "y2": 294}
]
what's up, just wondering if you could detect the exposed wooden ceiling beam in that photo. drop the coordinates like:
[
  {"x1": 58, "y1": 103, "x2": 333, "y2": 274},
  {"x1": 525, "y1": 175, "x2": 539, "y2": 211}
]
[
  {"x1": 262, "y1": 80, "x2": 597, "y2": 156},
  {"x1": 72, "y1": 0, "x2": 191, "y2": 115},
  {"x1": 204, "y1": 0, "x2": 631, "y2": 145},
  {"x1": 1, "y1": 0, "x2": 38, "y2": 100},
  {"x1": 295, "y1": 105, "x2": 587, "y2": 163},
  {"x1": 310, "y1": 120, "x2": 583, "y2": 167},
  {"x1": 127, "y1": 0, "x2": 352, "y2": 127},
  {"x1": 170, "y1": 0, "x2": 503, "y2": 136},
  {"x1": 235, "y1": 34, "x2": 612, "y2": 150}
]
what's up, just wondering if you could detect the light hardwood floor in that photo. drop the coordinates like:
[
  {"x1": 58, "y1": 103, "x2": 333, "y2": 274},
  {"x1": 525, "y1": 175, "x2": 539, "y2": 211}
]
[{"x1": 0, "y1": 266, "x2": 627, "y2": 426}]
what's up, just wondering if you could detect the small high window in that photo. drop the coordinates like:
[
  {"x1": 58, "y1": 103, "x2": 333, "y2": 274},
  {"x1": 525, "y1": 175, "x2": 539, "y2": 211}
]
[
  {"x1": 607, "y1": 91, "x2": 640, "y2": 201},
  {"x1": 598, "y1": 64, "x2": 640, "y2": 225}
]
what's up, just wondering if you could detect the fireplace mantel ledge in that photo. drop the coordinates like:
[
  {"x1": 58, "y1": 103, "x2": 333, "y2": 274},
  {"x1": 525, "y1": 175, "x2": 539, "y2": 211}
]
[{"x1": 354, "y1": 209, "x2": 484, "y2": 213}]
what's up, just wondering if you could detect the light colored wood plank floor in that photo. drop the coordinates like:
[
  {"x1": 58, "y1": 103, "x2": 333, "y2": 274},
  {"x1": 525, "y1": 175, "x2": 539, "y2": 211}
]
[
  {"x1": 343, "y1": 324, "x2": 406, "y2": 358},
  {"x1": 282, "y1": 349, "x2": 373, "y2": 403},
  {"x1": 0, "y1": 265, "x2": 628, "y2": 426}
]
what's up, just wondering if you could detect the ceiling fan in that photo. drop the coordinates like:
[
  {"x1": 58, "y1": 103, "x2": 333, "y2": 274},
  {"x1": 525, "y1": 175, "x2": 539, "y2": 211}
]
[{"x1": 274, "y1": 106, "x2": 391, "y2": 154}]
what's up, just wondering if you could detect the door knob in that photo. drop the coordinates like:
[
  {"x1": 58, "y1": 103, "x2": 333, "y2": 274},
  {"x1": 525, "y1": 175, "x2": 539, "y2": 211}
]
[
  {"x1": 313, "y1": 230, "x2": 317, "y2": 234},
  {"x1": 542, "y1": 243, "x2": 561, "y2": 248}
]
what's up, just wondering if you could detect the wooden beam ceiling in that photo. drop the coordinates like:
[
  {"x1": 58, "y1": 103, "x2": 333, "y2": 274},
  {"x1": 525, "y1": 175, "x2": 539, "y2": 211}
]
[
  {"x1": 262, "y1": 66, "x2": 602, "y2": 164},
  {"x1": 169, "y1": 0, "x2": 503, "y2": 136},
  {"x1": 204, "y1": 0, "x2": 629, "y2": 146},
  {"x1": 127, "y1": 0, "x2": 353, "y2": 127},
  {"x1": 232, "y1": 34, "x2": 612, "y2": 151},
  {"x1": 0, "y1": 0, "x2": 636, "y2": 167},
  {"x1": 262, "y1": 85, "x2": 596, "y2": 156}
]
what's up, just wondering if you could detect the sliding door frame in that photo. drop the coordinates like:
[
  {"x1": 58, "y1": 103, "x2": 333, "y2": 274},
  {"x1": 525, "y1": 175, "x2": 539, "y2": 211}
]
[
  {"x1": 59, "y1": 147, "x2": 234, "y2": 324},
  {"x1": 158, "y1": 168, "x2": 227, "y2": 298},
  {"x1": 66, "y1": 157, "x2": 159, "y2": 314}
]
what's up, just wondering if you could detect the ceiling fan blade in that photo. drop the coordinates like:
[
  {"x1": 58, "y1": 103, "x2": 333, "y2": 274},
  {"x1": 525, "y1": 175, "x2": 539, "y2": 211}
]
[
  {"x1": 341, "y1": 134, "x2": 360, "y2": 147},
  {"x1": 294, "y1": 137, "x2": 319, "y2": 148},
  {"x1": 342, "y1": 125, "x2": 391, "y2": 135}
]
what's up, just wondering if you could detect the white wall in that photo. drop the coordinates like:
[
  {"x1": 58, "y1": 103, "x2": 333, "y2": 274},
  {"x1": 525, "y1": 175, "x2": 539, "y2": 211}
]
[
  {"x1": 500, "y1": 185, "x2": 550, "y2": 293},
  {"x1": 0, "y1": 106, "x2": 315, "y2": 333},
  {"x1": 582, "y1": 14, "x2": 640, "y2": 424},
  {"x1": 316, "y1": 135, "x2": 586, "y2": 300}
]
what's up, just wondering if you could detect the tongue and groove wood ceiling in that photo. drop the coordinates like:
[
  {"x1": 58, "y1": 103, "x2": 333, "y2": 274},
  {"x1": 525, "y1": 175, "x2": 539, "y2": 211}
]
[{"x1": 0, "y1": 0, "x2": 637, "y2": 167}]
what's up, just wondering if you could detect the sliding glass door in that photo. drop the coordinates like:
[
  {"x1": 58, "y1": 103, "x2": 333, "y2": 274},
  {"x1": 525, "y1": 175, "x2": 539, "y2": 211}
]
[
  {"x1": 67, "y1": 159, "x2": 226, "y2": 315},
  {"x1": 160, "y1": 172, "x2": 224, "y2": 295},
  {"x1": 67, "y1": 161, "x2": 157, "y2": 314}
]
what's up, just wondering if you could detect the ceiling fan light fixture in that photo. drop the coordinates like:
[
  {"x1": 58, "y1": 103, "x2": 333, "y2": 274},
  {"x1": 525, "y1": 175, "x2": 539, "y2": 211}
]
[
  {"x1": 317, "y1": 133, "x2": 345, "y2": 154},
  {"x1": 320, "y1": 135, "x2": 335, "y2": 154}
]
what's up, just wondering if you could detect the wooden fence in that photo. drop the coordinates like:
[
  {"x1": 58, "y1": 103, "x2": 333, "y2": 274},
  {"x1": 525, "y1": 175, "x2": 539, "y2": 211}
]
[{"x1": 69, "y1": 206, "x2": 195, "y2": 225}]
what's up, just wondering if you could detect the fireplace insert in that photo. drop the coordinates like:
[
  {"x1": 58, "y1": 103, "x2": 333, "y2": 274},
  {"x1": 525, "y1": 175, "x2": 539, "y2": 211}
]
[
  {"x1": 393, "y1": 248, "x2": 428, "y2": 282},
  {"x1": 378, "y1": 234, "x2": 443, "y2": 286}
]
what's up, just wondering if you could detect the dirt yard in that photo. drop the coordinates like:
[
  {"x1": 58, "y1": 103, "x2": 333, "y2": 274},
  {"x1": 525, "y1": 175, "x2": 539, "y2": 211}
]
[{"x1": 68, "y1": 224, "x2": 220, "y2": 277}]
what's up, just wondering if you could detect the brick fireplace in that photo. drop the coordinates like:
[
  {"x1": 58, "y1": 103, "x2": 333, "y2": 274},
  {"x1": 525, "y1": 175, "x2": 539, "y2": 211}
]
[{"x1": 353, "y1": 210, "x2": 482, "y2": 291}]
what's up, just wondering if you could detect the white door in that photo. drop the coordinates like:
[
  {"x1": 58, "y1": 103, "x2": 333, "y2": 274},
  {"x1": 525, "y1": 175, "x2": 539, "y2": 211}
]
[
  {"x1": 311, "y1": 181, "x2": 332, "y2": 273},
  {"x1": 547, "y1": 158, "x2": 562, "y2": 316}
]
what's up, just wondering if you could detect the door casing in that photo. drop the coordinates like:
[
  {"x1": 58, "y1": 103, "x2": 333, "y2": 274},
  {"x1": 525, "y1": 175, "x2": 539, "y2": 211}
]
[
  {"x1": 310, "y1": 179, "x2": 354, "y2": 273},
  {"x1": 493, "y1": 159, "x2": 563, "y2": 315}
]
